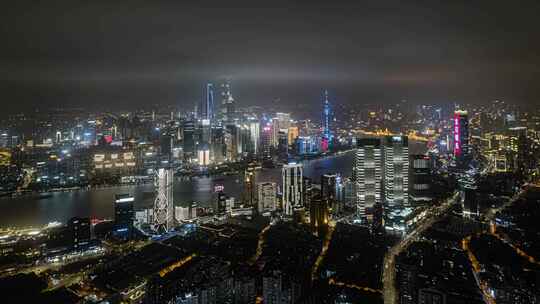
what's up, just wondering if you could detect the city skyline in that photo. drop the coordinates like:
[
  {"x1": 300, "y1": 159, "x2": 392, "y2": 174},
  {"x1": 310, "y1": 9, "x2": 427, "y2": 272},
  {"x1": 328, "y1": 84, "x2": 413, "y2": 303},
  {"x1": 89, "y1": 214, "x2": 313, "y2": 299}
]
[{"x1": 2, "y1": 2, "x2": 540, "y2": 304}]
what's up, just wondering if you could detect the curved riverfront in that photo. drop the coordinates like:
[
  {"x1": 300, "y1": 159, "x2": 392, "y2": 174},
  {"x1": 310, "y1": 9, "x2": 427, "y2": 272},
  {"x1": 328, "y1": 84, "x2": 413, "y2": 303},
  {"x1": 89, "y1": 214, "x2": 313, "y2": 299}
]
[{"x1": 0, "y1": 141, "x2": 426, "y2": 228}]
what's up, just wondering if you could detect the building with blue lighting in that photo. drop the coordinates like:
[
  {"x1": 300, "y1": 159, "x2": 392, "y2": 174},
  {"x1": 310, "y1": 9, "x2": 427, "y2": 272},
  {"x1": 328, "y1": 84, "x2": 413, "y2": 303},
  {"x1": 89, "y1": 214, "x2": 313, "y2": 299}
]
[{"x1": 321, "y1": 90, "x2": 333, "y2": 147}]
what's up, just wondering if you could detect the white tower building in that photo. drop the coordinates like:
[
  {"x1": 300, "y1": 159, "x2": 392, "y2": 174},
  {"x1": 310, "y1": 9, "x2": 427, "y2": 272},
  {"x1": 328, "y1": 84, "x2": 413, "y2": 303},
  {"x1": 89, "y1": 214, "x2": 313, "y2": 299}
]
[
  {"x1": 282, "y1": 163, "x2": 303, "y2": 216},
  {"x1": 153, "y1": 168, "x2": 174, "y2": 233},
  {"x1": 355, "y1": 138, "x2": 383, "y2": 221},
  {"x1": 383, "y1": 136, "x2": 409, "y2": 233},
  {"x1": 257, "y1": 182, "x2": 277, "y2": 213}
]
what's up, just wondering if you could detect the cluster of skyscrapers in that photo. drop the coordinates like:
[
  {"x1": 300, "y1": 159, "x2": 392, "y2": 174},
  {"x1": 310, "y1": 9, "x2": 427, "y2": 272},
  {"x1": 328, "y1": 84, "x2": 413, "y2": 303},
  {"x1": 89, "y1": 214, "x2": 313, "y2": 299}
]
[{"x1": 354, "y1": 136, "x2": 410, "y2": 233}]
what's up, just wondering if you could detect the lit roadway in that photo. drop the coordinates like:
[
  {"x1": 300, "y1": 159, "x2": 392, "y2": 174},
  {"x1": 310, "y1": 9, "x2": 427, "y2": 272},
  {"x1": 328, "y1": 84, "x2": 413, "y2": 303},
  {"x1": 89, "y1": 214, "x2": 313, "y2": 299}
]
[{"x1": 382, "y1": 191, "x2": 460, "y2": 304}]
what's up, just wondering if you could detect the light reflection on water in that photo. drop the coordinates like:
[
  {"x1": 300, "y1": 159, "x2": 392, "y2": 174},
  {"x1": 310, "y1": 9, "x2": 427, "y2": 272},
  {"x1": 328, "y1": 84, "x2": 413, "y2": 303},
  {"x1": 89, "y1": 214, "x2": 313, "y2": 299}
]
[{"x1": 0, "y1": 142, "x2": 425, "y2": 228}]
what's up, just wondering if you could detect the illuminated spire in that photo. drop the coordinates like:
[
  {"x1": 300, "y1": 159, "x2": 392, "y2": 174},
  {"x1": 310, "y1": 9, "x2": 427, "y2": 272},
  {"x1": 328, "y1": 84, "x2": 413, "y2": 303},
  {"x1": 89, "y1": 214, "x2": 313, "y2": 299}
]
[{"x1": 322, "y1": 89, "x2": 332, "y2": 141}]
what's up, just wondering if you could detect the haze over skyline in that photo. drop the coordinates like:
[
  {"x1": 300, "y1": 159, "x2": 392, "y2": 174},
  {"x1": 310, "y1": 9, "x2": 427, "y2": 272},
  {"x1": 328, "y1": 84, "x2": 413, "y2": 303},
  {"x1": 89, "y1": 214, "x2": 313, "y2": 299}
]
[{"x1": 2, "y1": 1, "x2": 540, "y2": 113}]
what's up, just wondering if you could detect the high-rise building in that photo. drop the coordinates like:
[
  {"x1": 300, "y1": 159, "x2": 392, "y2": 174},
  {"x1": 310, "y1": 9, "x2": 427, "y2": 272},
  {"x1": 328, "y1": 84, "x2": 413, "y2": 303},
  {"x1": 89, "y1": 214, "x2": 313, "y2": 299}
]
[
  {"x1": 282, "y1": 163, "x2": 303, "y2": 215},
  {"x1": 321, "y1": 173, "x2": 338, "y2": 202},
  {"x1": 302, "y1": 177, "x2": 313, "y2": 208},
  {"x1": 114, "y1": 194, "x2": 134, "y2": 239},
  {"x1": 153, "y1": 168, "x2": 174, "y2": 233},
  {"x1": 249, "y1": 120, "x2": 260, "y2": 155},
  {"x1": 225, "y1": 124, "x2": 241, "y2": 161},
  {"x1": 322, "y1": 90, "x2": 333, "y2": 143},
  {"x1": 277, "y1": 130, "x2": 288, "y2": 161},
  {"x1": 260, "y1": 125, "x2": 273, "y2": 160},
  {"x1": 201, "y1": 83, "x2": 214, "y2": 121},
  {"x1": 384, "y1": 135, "x2": 409, "y2": 233},
  {"x1": 242, "y1": 169, "x2": 255, "y2": 207},
  {"x1": 257, "y1": 182, "x2": 277, "y2": 213},
  {"x1": 410, "y1": 154, "x2": 432, "y2": 204},
  {"x1": 211, "y1": 126, "x2": 226, "y2": 163},
  {"x1": 221, "y1": 80, "x2": 235, "y2": 122},
  {"x1": 321, "y1": 173, "x2": 342, "y2": 214},
  {"x1": 182, "y1": 120, "x2": 196, "y2": 157},
  {"x1": 453, "y1": 110, "x2": 469, "y2": 162},
  {"x1": 310, "y1": 193, "x2": 329, "y2": 236},
  {"x1": 355, "y1": 138, "x2": 382, "y2": 222}
]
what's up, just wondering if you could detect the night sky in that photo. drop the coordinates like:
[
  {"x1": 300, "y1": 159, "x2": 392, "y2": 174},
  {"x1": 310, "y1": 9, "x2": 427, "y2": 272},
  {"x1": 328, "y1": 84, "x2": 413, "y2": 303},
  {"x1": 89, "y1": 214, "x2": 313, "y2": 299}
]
[{"x1": 1, "y1": 1, "x2": 539, "y2": 113}]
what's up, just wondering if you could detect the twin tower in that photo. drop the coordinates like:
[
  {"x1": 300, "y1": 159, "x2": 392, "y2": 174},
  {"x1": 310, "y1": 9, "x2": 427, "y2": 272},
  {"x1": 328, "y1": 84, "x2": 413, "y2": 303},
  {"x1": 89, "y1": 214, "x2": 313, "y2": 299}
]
[{"x1": 355, "y1": 136, "x2": 409, "y2": 233}]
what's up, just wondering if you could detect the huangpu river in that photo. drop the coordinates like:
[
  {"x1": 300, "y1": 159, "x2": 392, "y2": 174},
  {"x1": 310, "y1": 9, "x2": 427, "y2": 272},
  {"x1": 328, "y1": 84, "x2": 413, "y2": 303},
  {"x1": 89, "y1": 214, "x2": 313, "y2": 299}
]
[{"x1": 0, "y1": 141, "x2": 426, "y2": 228}]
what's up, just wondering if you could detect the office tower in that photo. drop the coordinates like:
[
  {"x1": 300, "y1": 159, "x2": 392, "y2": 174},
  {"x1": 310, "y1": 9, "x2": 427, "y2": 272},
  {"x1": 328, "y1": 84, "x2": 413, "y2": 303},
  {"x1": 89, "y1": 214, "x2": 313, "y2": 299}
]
[
  {"x1": 282, "y1": 162, "x2": 303, "y2": 215},
  {"x1": 221, "y1": 80, "x2": 235, "y2": 122},
  {"x1": 153, "y1": 168, "x2": 174, "y2": 233},
  {"x1": 310, "y1": 193, "x2": 329, "y2": 236},
  {"x1": 355, "y1": 138, "x2": 382, "y2": 222},
  {"x1": 321, "y1": 173, "x2": 337, "y2": 201},
  {"x1": 240, "y1": 124, "x2": 253, "y2": 155},
  {"x1": 201, "y1": 83, "x2": 215, "y2": 121},
  {"x1": 242, "y1": 169, "x2": 255, "y2": 207},
  {"x1": 508, "y1": 126, "x2": 532, "y2": 176},
  {"x1": 260, "y1": 125, "x2": 273, "y2": 160},
  {"x1": 277, "y1": 130, "x2": 288, "y2": 161},
  {"x1": 462, "y1": 187, "x2": 479, "y2": 218},
  {"x1": 384, "y1": 135, "x2": 409, "y2": 233},
  {"x1": 182, "y1": 120, "x2": 196, "y2": 156},
  {"x1": 114, "y1": 194, "x2": 134, "y2": 239},
  {"x1": 257, "y1": 182, "x2": 277, "y2": 213},
  {"x1": 302, "y1": 177, "x2": 313, "y2": 208},
  {"x1": 271, "y1": 117, "x2": 280, "y2": 147},
  {"x1": 322, "y1": 90, "x2": 332, "y2": 142},
  {"x1": 68, "y1": 217, "x2": 91, "y2": 250},
  {"x1": 453, "y1": 110, "x2": 469, "y2": 162},
  {"x1": 410, "y1": 154, "x2": 432, "y2": 204},
  {"x1": 248, "y1": 120, "x2": 260, "y2": 155},
  {"x1": 225, "y1": 124, "x2": 241, "y2": 161},
  {"x1": 322, "y1": 173, "x2": 342, "y2": 214}
]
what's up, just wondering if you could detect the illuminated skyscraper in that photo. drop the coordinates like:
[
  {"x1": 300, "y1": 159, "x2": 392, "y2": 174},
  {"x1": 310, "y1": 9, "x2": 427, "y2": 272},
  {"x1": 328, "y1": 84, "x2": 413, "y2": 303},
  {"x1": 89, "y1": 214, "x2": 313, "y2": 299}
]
[
  {"x1": 260, "y1": 124, "x2": 272, "y2": 160},
  {"x1": 249, "y1": 120, "x2": 260, "y2": 155},
  {"x1": 201, "y1": 83, "x2": 214, "y2": 121},
  {"x1": 453, "y1": 110, "x2": 469, "y2": 162},
  {"x1": 242, "y1": 169, "x2": 255, "y2": 207},
  {"x1": 384, "y1": 136, "x2": 409, "y2": 234},
  {"x1": 282, "y1": 163, "x2": 303, "y2": 215},
  {"x1": 355, "y1": 138, "x2": 382, "y2": 222},
  {"x1": 410, "y1": 154, "x2": 432, "y2": 203},
  {"x1": 182, "y1": 120, "x2": 196, "y2": 156},
  {"x1": 221, "y1": 80, "x2": 235, "y2": 122},
  {"x1": 322, "y1": 90, "x2": 332, "y2": 142},
  {"x1": 257, "y1": 182, "x2": 277, "y2": 213},
  {"x1": 153, "y1": 167, "x2": 174, "y2": 233}
]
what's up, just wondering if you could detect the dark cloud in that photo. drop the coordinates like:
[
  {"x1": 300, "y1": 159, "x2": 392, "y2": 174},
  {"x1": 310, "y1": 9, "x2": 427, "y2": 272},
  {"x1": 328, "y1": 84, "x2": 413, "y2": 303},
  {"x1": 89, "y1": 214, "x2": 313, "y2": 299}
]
[{"x1": 1, "y1": 1, "x2": 539, "y2": 112}]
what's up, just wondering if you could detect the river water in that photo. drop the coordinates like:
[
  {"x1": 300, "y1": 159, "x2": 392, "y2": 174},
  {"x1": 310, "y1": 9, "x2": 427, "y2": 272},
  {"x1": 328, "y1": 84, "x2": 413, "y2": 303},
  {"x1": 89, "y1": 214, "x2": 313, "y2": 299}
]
[{"x1": 0, "y1": 142, "x2": 426, "y2": 228}]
